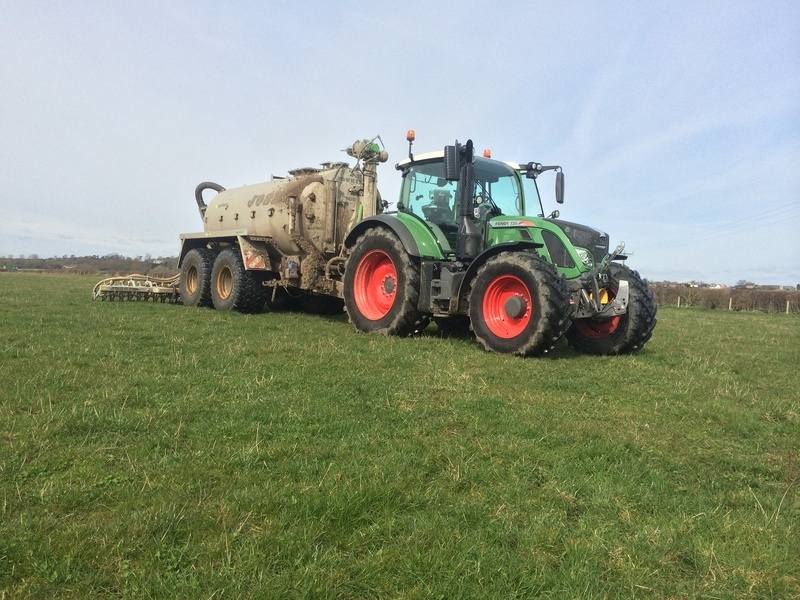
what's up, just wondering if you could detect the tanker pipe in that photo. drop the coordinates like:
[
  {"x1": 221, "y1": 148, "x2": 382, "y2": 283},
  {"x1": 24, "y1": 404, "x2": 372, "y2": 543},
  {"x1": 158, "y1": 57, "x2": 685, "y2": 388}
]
[
  {"x1": 324, "y1": 165, "x2": 346, "y2": 248},
  {"x1": 194, "y1": 181, "x2": 226, "y2": 218}
]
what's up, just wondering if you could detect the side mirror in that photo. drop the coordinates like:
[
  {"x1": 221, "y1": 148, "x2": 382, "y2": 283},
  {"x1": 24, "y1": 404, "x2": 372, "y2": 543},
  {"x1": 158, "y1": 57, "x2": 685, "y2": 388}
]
[
  {"x1": 444, "y1": 144, "x2": 460, "y2": 181},
  {"x1": 555, "y1": 171, "x2": 565, "y2": 204}
]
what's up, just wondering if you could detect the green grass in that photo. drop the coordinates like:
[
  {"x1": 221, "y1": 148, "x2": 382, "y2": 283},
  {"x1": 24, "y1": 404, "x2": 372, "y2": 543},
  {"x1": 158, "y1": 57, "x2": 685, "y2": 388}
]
[{"x1": 1, "y1": 273, "x2": 798, "y2": 598}]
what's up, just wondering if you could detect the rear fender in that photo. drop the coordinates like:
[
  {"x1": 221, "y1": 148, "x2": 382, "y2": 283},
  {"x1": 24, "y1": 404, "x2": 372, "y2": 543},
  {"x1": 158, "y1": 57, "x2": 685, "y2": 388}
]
[
  {"x1": 177, "y1": 238, "x2": 208, "y2": 268},
  {"x1": 343, "y1": 214, "x2": 445, "y2": 259}
]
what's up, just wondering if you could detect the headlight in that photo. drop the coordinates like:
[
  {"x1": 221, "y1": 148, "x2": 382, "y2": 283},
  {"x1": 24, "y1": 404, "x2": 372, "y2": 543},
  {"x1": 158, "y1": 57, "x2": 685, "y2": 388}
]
[{"x1": 575, "y1": 247, "x2": 594, "y2": 268}]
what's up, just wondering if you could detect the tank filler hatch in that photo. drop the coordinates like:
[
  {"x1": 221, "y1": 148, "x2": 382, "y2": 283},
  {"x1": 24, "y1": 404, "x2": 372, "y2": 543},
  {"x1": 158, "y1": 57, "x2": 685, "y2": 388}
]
[
  {"x1": 288, "y1": 167, "x2": 321, "y2": 177},
  {"x1": 320, "y1": 161, "x2": 349, "y2": 170}
]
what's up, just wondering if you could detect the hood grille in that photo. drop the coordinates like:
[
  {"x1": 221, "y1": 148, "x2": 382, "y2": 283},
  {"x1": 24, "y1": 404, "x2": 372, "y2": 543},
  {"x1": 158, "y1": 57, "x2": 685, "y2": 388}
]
[{"x1": 549, "y1": 219, "x2": 609, "y2": 265}]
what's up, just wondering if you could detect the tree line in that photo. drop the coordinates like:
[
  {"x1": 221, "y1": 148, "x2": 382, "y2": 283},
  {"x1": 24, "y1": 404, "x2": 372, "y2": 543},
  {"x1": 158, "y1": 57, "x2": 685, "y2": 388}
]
[
  {"x1": 0, "y1": 254, "x2": 178, "y2": 276},
  {"x1": 650, "y1": 285, "x2": 799, "y2": 314}
]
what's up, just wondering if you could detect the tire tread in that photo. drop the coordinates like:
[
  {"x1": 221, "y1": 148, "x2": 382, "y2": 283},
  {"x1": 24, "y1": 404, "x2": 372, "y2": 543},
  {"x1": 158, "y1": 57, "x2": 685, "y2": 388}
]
[
  {"x1": 343, "y1": 228, "x2": 423, "y2": 336},
  {"x1": 179, "y1": 247, "x2": 214, "y2": 307},
  {"x1": 469, "y1": 252, "x2": 570, "y2": 356},
  {"x1": 567, "y1": 265, "x2": 657, "y2": 355}
]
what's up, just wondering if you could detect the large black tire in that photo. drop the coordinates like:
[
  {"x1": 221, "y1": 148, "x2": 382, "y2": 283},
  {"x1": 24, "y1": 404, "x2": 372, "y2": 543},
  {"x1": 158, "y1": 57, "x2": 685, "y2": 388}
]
[
  {"x1": 179, "y1": 248, "x2": 214, "y2": 307},
  {"x1": 343, "y1": 228, "x2": 423, "y2": 336},
  {"x1": 468, "y1": 252, "x2": 570, "y2": 356},
  {"x1": 210, "y1": 248, "x2": 267, "y2": 312},
  {"x1": 566, "y1": 264, "x2": 657, "y2": 355}
]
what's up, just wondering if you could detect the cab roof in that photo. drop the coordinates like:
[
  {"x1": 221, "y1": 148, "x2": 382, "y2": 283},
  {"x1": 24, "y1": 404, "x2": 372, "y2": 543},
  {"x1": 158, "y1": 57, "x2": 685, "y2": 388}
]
[{"x1": 396, "y1": 151, "x2": 520, "y2": 171}]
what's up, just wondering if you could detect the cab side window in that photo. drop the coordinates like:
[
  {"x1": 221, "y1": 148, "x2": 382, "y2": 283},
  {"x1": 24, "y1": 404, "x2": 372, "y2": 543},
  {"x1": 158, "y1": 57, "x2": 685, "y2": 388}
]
[{"x1": 399, "y1": 163, "x2": 458, "y2": 227}]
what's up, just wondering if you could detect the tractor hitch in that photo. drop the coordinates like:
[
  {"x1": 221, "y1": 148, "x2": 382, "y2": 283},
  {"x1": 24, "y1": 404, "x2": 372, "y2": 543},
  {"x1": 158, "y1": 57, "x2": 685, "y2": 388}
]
[
  {"x1": 569, "y1": 241, "x2": 629, "y2": 319},
  {"x1": 571, "y1": 279, "x2": 629, "y2": 319}
]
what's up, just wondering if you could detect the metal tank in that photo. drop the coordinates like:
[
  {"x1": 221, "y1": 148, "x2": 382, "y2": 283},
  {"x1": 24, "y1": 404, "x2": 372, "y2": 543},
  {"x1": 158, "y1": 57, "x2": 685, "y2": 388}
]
[{"x1": 179, "y1": 139, "x2": 388, "y2": 296}]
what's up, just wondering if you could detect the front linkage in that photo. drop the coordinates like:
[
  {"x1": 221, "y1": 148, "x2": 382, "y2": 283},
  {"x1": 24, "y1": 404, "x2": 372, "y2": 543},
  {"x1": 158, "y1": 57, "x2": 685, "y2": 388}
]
[{"x1": 568, "y1": 242, "x2": 629, "y2": 320}]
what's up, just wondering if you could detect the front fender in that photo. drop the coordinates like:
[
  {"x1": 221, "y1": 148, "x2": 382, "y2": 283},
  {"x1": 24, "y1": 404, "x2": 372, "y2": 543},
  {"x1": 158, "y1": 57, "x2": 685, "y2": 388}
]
[{"x1": 454, "y1": 241, "x2": 543, "y2": 312}]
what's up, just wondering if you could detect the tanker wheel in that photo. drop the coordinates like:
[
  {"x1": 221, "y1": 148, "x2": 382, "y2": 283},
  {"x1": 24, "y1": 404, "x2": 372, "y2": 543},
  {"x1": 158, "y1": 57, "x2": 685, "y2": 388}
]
[
  {"x1": 210, "y1": 248, "x2": 267, "y2": 312},
  {"x1": 343, "y1": 227, "x2": 423, "y2": 335},
  {"x1": 567, "y1": 264, "x2": 657, "y2": 355},
  {"x1": 179, "y1": 248, "x2": 214, "y2": 307},
  {"x1": 468, "y1": 252, "x2": 570, "y2": 356}
]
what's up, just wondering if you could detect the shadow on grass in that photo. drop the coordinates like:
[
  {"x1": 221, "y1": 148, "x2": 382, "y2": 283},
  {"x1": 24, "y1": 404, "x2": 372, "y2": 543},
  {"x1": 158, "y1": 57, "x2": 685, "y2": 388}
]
[{"x1": 255, "y1": 305, "x2": 635, "y2": 360}]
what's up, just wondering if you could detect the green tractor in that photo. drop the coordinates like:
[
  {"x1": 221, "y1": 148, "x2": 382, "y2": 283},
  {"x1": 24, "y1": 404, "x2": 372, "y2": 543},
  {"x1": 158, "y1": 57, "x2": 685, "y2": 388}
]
[{"x1": 341, "y1": 135, "x2": 656, "y2": 355}]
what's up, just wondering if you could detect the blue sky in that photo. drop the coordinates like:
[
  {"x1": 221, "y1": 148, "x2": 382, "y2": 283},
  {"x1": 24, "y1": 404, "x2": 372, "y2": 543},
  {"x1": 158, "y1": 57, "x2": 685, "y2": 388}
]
[{"x1": 1, "y1": 0, "x2": 798, "y2": 284}]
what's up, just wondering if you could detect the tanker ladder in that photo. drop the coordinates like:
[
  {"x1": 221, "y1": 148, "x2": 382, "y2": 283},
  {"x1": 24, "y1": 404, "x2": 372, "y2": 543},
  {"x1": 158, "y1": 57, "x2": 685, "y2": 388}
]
[{"x1": 92, "y1": 274, "x2": 181, "y2": 303}]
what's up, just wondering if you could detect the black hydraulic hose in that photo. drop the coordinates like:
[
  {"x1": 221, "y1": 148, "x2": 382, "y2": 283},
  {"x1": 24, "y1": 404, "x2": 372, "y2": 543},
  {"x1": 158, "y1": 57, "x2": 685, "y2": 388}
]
[{"x1": 194, "y1": 181, "x2": 225, "y2": 217}]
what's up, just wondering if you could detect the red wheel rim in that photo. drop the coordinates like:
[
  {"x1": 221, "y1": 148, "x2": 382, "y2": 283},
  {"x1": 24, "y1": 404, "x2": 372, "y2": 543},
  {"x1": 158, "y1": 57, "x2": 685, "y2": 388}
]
[
  {"x1": 574, "y1": 288, "x2": 622, "y2": 338},
  {"x1": 574, "y1": 316, "x2": 621, "y2": 338},
  {"x1": 353, "y1": 250, "x2": 398, "y2": 320},
  {"x1": 482, "y1": 274, "x2": 533, "y2": 339}
]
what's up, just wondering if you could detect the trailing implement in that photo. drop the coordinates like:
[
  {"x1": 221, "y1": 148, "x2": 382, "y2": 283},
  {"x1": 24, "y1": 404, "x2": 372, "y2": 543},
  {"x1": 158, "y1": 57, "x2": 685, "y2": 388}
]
[
  {"x1": 94, "y1": 132, "x2": 656, "y2": 356},
  {"x1": 92, "y1": 274, "x2": 180, "y2": 303}
]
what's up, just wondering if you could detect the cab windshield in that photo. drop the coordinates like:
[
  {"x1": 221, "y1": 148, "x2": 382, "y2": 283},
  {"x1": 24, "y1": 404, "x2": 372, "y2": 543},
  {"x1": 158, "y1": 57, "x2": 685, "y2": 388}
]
[
  {"x1": 472, "y1": 158, "x2": 523, "y2": 217},
  {"x1": 519, "y1": 170, "x2": 545, "y2": 217}
]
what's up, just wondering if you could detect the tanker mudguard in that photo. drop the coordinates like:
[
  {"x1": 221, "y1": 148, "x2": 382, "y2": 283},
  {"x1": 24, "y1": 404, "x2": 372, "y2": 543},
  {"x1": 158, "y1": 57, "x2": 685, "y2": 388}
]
[
  {"x1": 344, "y1": 214, "x2": 420, "y2": 257},
  {"x1": 177, "y1": 230, "x2": 244, "y2": 267}
]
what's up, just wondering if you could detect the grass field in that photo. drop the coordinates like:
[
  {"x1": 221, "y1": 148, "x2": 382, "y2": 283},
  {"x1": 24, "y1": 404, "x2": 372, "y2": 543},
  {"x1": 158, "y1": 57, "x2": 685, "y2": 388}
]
[{"x1": 1, "y1": 272, "x2": 798, "y2": 598}]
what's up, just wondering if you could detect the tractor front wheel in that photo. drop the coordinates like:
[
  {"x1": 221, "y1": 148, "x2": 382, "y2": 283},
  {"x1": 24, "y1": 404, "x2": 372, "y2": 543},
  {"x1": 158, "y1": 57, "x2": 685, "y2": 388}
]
[
  {"x1": 210, "y1": 248, "x2": 267, "y2": 312},
  {"x1": 343, "y1": 228, "x2": 423, "y2": 335},
  {"x1": 469, "y1": 252, "x2": 570, "y2": 356},
  {"x1": 566, "y1": 264, "x2": 657, "y2": 355}
]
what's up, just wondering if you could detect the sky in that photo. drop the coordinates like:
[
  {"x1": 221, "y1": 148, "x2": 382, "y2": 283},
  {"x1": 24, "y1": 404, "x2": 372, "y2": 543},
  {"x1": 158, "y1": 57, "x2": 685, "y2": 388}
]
[{"x1": 1, "y1": 0, "x2": 798, "y2": 285}]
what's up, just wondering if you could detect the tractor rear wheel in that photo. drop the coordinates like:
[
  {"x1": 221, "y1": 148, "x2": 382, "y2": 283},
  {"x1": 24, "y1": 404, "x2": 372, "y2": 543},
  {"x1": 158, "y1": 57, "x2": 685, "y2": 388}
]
[
  {"x1": 343, "y1": 228, "x2": 423, "y2": 335},
  {"x1": 179, "y1": 248, "x2": 214, "y2": 307},
  {"x1": 210, "y1": 248, "x2": 267, "y2": 312},
  {"x1": 469, "y1": 252, "x2": 570, "y2": 356},
  {"x1": 566, "y1": 264, "x2": 657, "y2": 355}
]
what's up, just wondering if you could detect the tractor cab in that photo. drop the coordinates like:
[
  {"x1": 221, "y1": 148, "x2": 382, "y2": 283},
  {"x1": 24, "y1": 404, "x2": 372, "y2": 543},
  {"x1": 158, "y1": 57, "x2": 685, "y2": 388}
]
[{"x1": 396, "y1": 152, "x2": 533, "y2": 255}]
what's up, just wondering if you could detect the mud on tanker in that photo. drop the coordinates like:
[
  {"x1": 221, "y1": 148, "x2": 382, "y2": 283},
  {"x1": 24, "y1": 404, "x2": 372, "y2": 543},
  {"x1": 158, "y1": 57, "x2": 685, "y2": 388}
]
[{"x1": 97, "y1": 134, "x2": 656, "y2": 356}]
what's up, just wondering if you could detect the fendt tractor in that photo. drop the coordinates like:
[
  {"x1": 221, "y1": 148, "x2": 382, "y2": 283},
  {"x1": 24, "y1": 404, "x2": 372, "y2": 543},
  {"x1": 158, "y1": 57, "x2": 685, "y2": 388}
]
[{"x1": 94, "y1": 133, "x2": 656, "y2": 356}]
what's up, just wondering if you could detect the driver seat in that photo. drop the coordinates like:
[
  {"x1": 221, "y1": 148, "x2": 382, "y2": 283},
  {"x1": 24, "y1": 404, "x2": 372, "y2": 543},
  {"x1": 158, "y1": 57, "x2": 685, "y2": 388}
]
[{"x1": 421, "y1": 190, "x2": 454, "y2": 225}]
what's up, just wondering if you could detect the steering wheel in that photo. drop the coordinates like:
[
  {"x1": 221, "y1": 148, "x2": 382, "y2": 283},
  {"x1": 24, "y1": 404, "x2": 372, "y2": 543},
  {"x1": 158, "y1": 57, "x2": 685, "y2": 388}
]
[
  {"x1": 474, "y1": 195, "x2": 499, "y2": 220},
  {"x1": 474, "y1": 182, "x2": 502, "y2": 217}
]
